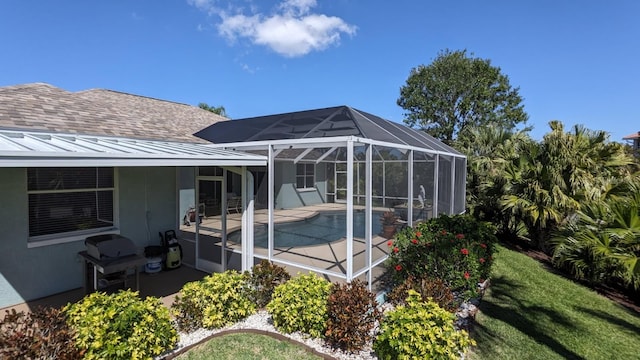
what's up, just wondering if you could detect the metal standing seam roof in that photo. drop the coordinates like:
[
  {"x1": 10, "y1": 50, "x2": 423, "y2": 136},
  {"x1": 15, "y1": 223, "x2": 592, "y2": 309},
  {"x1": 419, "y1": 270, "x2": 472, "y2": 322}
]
[
  {"x1": 0, "y1": 129, "x2": 267, "y2": 167},
  {"x1": 193, "y1": 105, "x2": 464, "y2": 156}
]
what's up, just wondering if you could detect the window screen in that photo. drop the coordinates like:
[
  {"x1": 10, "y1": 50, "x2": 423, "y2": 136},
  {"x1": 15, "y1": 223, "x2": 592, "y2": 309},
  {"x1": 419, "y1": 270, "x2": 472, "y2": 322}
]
[{"x1": 27, "y1": 167, "x2": 115, "y2": 239}]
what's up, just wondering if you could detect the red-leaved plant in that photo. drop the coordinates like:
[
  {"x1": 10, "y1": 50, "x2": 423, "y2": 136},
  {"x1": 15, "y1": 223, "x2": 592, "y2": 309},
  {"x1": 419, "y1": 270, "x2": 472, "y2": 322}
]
[{"x1": 325, "y1": 280, "x2": 382, "y2": 352}]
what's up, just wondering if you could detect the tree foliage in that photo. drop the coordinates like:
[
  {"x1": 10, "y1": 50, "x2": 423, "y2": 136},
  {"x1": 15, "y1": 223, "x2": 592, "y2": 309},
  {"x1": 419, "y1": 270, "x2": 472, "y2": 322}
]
[
  {"x1": 501, "y1": 121, "x2": 635, "y2": 249},
  {"x1": 462, "y1": 118, "x2": 640, "y2": 294},
  {"x1": 198, "y1": 102, "x2": 228, "y2": 117},
  {"x1": 551, "y1": 194, "x2": 640, "y2": 289},
  {"x1": 457, "y1": 125, "x2": 532, "y2": 240},
  {"x1": 398, "y1": 49, "x2": 528, "y2": 145},
  {"x1": 461, "y1": 119, "x2": 636, "y2": 254}
]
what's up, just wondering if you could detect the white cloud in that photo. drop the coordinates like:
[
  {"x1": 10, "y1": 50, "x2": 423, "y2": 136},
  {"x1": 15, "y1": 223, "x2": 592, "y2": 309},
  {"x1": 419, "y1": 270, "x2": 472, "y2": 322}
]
[
  {"x1": 189, "y1": 0, "x2": 357, "y2": 57},
  {"x1": 187, "y1": 0, "x2": 217, "y2": 13},
  {"x1": 279, "y1": 0, "x2": 317, "y2": 16}
]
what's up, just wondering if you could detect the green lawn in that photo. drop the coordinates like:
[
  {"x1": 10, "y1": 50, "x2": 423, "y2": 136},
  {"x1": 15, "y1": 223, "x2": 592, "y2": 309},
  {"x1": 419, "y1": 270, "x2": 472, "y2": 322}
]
[
  {"x1": 174, "y1": 332, "x2": 323, "y2": 360},
  {"x1": 470, "y1": 245, "x2": 640, "y2": 360}
]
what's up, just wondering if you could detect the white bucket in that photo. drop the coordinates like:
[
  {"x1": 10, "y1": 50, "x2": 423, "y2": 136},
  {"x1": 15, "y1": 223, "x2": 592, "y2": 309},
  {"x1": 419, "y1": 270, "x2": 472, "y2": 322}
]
[{"x1": 145, "y1": 257, "x2": 162, "y2": 274}]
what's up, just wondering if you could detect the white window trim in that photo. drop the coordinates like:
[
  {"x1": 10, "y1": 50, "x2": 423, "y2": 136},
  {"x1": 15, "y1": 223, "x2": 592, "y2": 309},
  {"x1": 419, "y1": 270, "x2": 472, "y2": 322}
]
[
  {"x1": 296, "y1": 163, "x2": 315, "y2": 190},
  {"x1": 27, "y1": 228, "x2": 121, "y2": 248},
  {"x1": 296, "y1": 187, "x2": 317, "y2": 192},
  {"x1": 26, "y1": 168, "x2": 120, "y2": 248}
]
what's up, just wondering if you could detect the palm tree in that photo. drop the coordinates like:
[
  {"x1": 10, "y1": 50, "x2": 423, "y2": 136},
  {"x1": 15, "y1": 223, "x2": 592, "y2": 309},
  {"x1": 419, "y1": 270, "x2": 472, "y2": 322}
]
[
  {"x1": 502, "y1": 121, "x2": 634, "y2": 250},
  {"x1": 198, "y1": 102, "x2": 228, "y2": 117},
  {"x1": 457, "y1": 125, "x2": 531, "y2": 240},
  {"x1": 552, "y1": 194, "x2": 640, "y2": 288}
]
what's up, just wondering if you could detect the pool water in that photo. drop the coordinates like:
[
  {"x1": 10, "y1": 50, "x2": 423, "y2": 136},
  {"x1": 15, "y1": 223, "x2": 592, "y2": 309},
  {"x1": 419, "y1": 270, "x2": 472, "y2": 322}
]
[{"x1": 230, "y1": 211, "x2": 383, "y2": 248}]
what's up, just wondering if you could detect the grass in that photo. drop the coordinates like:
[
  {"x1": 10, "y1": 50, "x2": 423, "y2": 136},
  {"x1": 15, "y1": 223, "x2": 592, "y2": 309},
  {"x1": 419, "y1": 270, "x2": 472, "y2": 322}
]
[
  {"x1": 175, "y1": 244, "x2": 640, "y2": 360},
  {"x1": 470, "y1": 245, "x2": 640, "y2": 360},
  {"x1": 174, "y1": 332, "x2": 324, "y2": 360}
]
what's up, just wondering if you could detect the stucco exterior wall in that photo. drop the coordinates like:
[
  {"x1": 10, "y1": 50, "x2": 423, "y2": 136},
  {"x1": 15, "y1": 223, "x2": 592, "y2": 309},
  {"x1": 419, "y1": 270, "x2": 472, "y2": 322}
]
[
  {"x1": 274, "y1": 162, "x2": 325, "y2": 209},
  {"x1": 118, "y1": 167, "x2": 177, "y2": 248},
  {"x1": 0, "y1": 166, "x2": 178, "y2": 309}
]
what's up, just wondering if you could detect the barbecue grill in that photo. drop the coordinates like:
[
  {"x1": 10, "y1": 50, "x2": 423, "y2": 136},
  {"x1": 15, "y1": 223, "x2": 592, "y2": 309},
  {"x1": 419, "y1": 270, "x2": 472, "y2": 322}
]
[
  {"x1": 79, "y1": 234, "x2": 146, "y2": 293},
  {"x1": 85, "y1": 234, "x2": 138, "y2": 260}
]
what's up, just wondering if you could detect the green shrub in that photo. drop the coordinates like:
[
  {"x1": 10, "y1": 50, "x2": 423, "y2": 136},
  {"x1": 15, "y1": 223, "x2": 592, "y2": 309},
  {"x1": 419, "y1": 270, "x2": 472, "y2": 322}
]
[
  {"x1": 266, "y1": 272, "x2": 332, "y2": 338},
  {"x1": 247, "y1": 259, "x2": 291, "y2": 308},
  {"x1": 374, "y1": 290, "x2": 475, "y2": 360},
  {"x1": 325, "y1": 279, "x2": 382, "y2": 352},
  {"x1": 64, "y1": 290, "x2": 177, "y2": 360},
  {"x1": 386, "y1": 276, "x2": 457, "y2": 312},
  {"x1": 387, "y1": 214, "x2": 497, "y2": 300},
  {"x1": 1, "y1": 307, "x2": 82, "y2": 360},
  {"x1": 172, "y1": 270, "x2": 256, "y2": 331}
]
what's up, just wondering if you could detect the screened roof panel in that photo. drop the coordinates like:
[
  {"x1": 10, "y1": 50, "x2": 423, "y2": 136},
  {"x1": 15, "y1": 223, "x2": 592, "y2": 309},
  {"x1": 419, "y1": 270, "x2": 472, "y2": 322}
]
[
  {"x1": 194, "y1": 106, "x2": 462, "y2": 156},
  {"x1": 353, "y1": 109, "x2": 456, "y2": 153}
]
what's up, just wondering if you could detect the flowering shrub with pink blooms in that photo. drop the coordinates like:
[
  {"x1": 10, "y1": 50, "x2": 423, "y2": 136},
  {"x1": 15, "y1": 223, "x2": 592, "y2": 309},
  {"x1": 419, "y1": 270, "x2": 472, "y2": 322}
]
[{"x1": 386, "y1": 214, "x2": 497, "y2": 300}]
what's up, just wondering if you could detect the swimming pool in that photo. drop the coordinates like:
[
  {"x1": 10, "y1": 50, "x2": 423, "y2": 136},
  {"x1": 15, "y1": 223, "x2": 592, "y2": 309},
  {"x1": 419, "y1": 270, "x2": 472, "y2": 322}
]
[{"x1": 229, "y1": 211, "x2": 383, "y2": 248}]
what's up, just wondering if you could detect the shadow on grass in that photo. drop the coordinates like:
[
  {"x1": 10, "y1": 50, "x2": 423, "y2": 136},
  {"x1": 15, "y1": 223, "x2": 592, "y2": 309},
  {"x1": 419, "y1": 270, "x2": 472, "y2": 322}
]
[
  {"x1": 573, "y1": 305, "x2": 640, "y2": 335},
  {"x1": 475, "y1": 275, "x2": 585, "y2": 360},
  {"x1": 469, "y1": 318, "x2": 505, "y2": 356}
]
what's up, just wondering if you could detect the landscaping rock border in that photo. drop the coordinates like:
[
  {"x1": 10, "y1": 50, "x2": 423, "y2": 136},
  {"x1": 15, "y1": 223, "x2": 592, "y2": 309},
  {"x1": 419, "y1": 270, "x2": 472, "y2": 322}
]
[
  {"x1": 157, "y1": 310, "x2": 377, "y2": 360},
  {"x1": 158, "y1": 279, "x2": 491, "y2": 360},
  {"x1": 162, "y1": 327, "x2": 337, "y2": 360}
]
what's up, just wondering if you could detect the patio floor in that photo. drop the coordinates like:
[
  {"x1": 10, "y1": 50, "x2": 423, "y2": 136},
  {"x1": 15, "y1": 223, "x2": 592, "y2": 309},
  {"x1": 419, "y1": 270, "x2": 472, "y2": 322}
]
[
  {"x1": 2, "y1": 204, "x2": 394, "y2": 318},
  {"x1": 0, "y1": 266, "x2": 209, "y2": 319}
]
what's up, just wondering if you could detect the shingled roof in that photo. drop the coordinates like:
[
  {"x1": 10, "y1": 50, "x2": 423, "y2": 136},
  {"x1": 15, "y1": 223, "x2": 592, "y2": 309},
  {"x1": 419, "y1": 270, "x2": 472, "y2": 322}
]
[{"x1": 0, "y1": 83, "x2": 226, "y2": 143}]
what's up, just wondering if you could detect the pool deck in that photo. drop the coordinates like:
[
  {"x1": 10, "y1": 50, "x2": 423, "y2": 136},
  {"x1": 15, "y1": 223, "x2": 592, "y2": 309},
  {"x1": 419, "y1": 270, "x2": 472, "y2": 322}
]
[
  {"x1": 191, "y1": 203, "x2": 392, "y2": 280},
  {"x1": 190, "y1": 202, "x2": 355, "y2": 238}
]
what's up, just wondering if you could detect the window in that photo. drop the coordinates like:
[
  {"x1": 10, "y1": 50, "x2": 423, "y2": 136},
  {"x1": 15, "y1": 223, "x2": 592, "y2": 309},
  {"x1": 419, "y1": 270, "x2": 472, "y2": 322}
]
[
  {"x1": 27, "y1": 167, "x2": 115, "y2": 241},
  {"x1": 296, "y1": 163, "x2": 315, "y2": 189}
]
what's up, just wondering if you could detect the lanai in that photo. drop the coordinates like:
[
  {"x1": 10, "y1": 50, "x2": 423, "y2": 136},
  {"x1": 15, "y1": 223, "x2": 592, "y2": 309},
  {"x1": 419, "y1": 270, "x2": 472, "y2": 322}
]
[{"x1": 194, "y1": 106, "x2": 466, "y2": 289}]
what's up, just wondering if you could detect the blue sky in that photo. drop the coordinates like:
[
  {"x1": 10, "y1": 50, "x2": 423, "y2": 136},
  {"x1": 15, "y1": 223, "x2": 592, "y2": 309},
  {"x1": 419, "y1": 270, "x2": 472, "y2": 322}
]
[{"x1": 1, "y1": 0, "x2": 638, "y2": 142}]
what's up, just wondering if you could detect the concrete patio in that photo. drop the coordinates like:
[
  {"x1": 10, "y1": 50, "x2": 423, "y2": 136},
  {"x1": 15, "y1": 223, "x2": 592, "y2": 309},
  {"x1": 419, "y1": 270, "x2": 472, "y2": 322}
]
[
  {"x1": 2, "y1": 204, "x2": 394, "y2": 318},
  {"x1": 1, "y1": 266, "x2": 209, "y2": 319}
]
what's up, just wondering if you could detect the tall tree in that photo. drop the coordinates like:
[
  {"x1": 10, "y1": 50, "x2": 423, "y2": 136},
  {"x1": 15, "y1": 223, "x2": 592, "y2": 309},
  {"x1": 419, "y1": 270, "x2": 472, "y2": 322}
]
[
  {"x1": 458, "y1": 125, "x2": 532, "y2": 239},
  {"x1": 198, "y1": 102, "x2": 228, "y2": 117},
  {"x1": 398, "y1": 49, "x2": 528, "y2": 145},
  {"x1": 502, "y1": 121, "x2": 635, "y2": 250}
]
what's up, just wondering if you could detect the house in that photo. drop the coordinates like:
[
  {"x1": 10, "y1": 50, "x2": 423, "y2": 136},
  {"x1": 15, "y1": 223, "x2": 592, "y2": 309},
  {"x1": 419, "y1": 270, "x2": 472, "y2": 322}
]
[
  {"x1": 623, "y1": 131, "x2": 640, "y2": 154},
  {"x1": 0, "y1": 83, "x2": 266, "y2": 309},
  {"x1": 0, "y1": 83, "x2": 466, "y2": 309}
]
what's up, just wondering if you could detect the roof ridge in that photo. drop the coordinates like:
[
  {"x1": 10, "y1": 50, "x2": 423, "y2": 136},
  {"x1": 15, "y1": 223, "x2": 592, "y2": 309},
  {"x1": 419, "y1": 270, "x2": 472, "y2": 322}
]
[
  {"x1": 75, "y1": 88, "x2": 196, "y2": 108},
  {"x1": 0, "y1": 82, "x2": 67, "y2": 91}
]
